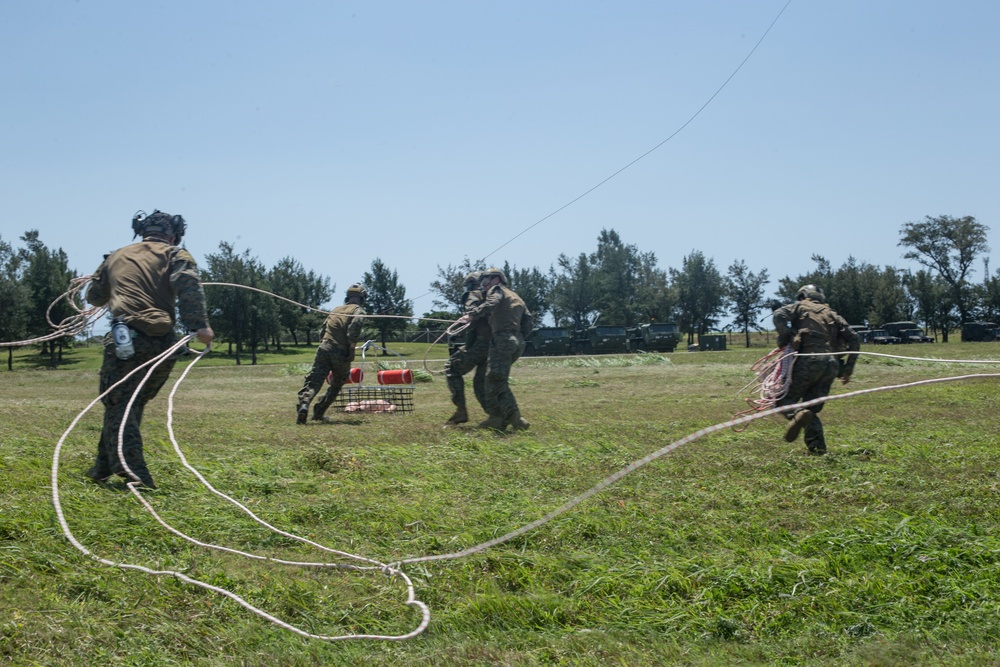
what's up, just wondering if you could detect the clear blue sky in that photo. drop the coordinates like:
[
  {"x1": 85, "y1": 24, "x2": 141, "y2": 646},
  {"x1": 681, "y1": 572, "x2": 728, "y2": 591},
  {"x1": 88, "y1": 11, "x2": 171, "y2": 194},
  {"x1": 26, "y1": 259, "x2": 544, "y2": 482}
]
[{"x1": 2, "y1": 1, "x2": 997, "y2": 321}]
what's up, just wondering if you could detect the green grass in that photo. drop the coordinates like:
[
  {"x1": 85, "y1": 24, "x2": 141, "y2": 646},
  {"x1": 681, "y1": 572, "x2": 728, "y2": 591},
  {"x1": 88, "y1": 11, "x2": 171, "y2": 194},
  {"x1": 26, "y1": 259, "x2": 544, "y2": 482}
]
[{"x1": 2, "y1": 341, "x2": 1000, "y2": 665}]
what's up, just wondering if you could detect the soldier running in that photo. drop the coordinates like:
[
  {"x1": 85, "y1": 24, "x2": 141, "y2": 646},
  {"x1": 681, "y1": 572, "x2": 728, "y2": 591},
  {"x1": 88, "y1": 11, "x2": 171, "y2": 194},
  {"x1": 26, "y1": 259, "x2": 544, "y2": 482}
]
[
  {"x1": 460, "y1": 268, "x2": 533, "y2": 432},
  {"x1": 772, "y1": 284, "x2": 860, "y2": 454},
  {"x1": 86, "y1": 210, "x2": 215, "y2": 488},
  {"x1": 443, "y1": 271, "x2": 492, "y2": 425},
  {"x1": 297, "y1": 284, "x2": 367, "y2": 423}
]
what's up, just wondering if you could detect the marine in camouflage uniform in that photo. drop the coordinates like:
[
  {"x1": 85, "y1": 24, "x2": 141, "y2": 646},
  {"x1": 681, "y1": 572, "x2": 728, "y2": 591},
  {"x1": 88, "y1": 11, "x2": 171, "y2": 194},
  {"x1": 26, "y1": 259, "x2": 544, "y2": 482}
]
[
  {"x1": 443, "y1": 272, "x2": 491, "y2": 425},
  {"x1": 86, "y1": 210, "x2": 214, "y2": 488},
  {"x1": 464, "y1": 268, "x2": 533, "y2": 432},
  {"x1": 773, "y1": 284, "x2": 860, "y2": 454},
  {"x1": 297, "y1": 284, "x2": 367, "y2": 423}
]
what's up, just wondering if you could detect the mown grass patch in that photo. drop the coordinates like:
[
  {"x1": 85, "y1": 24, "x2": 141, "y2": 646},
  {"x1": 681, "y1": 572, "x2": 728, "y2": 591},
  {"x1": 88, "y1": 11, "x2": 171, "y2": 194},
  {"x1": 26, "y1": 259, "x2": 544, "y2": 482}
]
[{"x1": 1, "y1": 341, "x2": 999, "y2": 665}]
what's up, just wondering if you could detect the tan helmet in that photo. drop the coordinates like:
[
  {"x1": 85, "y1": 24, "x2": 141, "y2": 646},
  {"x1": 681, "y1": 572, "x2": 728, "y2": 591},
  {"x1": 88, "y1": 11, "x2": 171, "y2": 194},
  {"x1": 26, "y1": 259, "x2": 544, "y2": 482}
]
[
  {"x1": 345, "y1": 283, "x2": 368, "y2": 303},
  {"x1": 480, "y1": 267, "x2": 508, "y2": 285},
  {"x1": 795, "y1": 284, "x2": 825, "y2": 303},
  {"x1": 463, "y1": 271, "x2": 482, "y2": 289}
]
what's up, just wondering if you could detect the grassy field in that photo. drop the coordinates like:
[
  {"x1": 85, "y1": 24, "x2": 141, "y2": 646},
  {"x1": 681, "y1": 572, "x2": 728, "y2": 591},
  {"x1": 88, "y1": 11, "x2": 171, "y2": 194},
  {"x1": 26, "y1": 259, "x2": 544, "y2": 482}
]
[{"x1": 2, "y1": 340, "x2": 1000, "y2": 665}]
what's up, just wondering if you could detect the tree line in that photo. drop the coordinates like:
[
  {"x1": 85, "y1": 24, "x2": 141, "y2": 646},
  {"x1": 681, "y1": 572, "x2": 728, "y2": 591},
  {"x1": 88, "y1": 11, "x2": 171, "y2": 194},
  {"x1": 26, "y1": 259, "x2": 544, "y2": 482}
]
[{"x1": 1, "y1": 214, "x2": 994, "y2": 367}]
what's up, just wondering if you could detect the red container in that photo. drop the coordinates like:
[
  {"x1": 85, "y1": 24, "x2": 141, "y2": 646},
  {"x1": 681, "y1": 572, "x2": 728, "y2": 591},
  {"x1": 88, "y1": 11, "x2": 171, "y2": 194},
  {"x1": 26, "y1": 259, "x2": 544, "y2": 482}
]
[
  {"x1": 377, "y1": 369, "x2": 413, "y2": 385},
  {"x1": 327, "y1": 367, "x2": 364, "y2": 385}
]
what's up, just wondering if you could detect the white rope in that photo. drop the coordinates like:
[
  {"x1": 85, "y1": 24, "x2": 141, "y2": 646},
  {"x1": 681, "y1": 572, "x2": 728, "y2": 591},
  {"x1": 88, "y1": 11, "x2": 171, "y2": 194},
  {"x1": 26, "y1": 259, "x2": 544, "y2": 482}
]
[
  {"x1": 52, "y1": 336, "x2": 429, "y2": 642},
  {"x1": 1, "y1": 276, "x2": 107, "y2": 348},
  {"x1": 50, "y1": 277, "x2": 1000, "y2": 641},
  {"x1": 395, "y1": 366, "x2": 1000, "y2": 566}
]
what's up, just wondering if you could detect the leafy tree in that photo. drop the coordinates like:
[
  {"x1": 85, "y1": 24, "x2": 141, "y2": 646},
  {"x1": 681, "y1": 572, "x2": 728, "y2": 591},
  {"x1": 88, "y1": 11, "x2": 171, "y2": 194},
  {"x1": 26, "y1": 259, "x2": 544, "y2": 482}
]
[
  {"x1": 268, "y1": 257, "x2": 306, "y2": 347},
  {"x1": 202, "y1": 242, "x2": 276, "y2": 365},
  {"x1": 634, "y1": 258, "x2": 673, "y2": 325},
  {"x1": 0, "y1": 235, "x2": 31, "y2": 370},
  {"x1": 18, "y1": 231, "x2": 76, "y2": 367},
  {"x1": 301, "y1": 269, "x2": 334, "y2": 345},
  {"x1": 725, "y1": 260, "x2": 770, "y2": 348},
  {"x1": 866, "y1": 266, "x2": 910, "y2": 327},
  {"x1": 589, "y1": 229, "x2": 648, "y2": 328},
  {"x1": 363, "y1": 258, "x2": 413, "y2": 352},
  {"x1": 906, "y1": 269, "x2": 946, "y2": 340},
  {"x1": 430, "y1": 257, "x2": 484, "y2": 313},
  {"x1": 670, "y1": 250, "x2": 726, "y2": 343},
  {"x1": 548, "y1": 252, "x2": 598, "y2": 330},
  {"x1": 503, "y1": 262, "x2": 551, "y2": 324},
  {"x1": 899, "y1": 214, "x2": 990, "y2": 324},
  {"x1": 979, "y1": 267, "x2": 1000, "y2": 324}
]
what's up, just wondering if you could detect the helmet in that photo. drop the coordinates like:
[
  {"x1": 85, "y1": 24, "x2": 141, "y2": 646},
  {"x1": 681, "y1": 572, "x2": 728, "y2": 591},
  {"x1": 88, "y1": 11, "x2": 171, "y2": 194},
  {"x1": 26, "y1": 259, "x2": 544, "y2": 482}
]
[
  {"x1": 480, "y1": 267, "x2": 508, "y2": 285},
  {"x1": 795, "y1": 284, "x2": 825, "y2": 303},
  {"x1": 463, "y1": 271, "x2": 482, "y2": 289},
  {"x1": 132, "y1": 209, "x2": 186, "y2": 242},
  {"x1": 345, "y1": 283, "x2": 368, "y2": 303}
]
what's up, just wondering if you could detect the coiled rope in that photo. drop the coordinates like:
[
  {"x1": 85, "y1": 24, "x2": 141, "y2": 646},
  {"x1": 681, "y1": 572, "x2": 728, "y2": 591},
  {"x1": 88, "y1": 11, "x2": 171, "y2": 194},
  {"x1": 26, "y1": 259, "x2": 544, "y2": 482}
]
[{"x1": 0, "y1": 276, "x2": 107, "y2": 348}]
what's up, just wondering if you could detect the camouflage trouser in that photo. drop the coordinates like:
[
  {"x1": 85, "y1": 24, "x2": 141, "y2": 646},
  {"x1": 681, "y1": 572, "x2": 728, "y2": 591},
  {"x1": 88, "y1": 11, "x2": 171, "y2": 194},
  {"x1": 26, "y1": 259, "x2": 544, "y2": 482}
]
[
  {"x1": 777, "y1": 354, "x2": 839, "y2": 451},
  {"x1": 483, "y1": 332, "x2": 525, "y2": 422},
  {"x1": 93, "y1": 331, "x2": 178, "y2": 482},
  {"x1": 298, "y1": 343, "x2": 352, "y2": 418},
  {"x1": 443, "y1": 332, "x2": 490, "y2": 412}
]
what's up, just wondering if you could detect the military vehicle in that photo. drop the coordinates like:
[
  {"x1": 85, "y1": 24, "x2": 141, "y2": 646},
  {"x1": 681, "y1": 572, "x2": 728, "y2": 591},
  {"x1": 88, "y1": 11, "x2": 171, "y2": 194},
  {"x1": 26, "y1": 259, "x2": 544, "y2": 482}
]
[
  {"x1": 869, "y1": 329, "x2": 901, "y2": 344},
  {"x1": 883, "y1": 321, "x2": 935, "y2": 343},
  {"x1": 962, "y1": 321, "x2": 999, "y2": 342},
  {"x1": 523, "y1": 327, "x2": 574, "y2": 356},
  {"x1": 573, "y1": 325, "x2": 629, "y2": 355},
  {"x1": 627, "y1": 322, "x2": 681, "y2": 352},
  {"x1": 901, "y1": 328, "x2": 933, "y2": 343},
  {"x1": 849, "y1": 324, "x2": 872, "y2": 344}
]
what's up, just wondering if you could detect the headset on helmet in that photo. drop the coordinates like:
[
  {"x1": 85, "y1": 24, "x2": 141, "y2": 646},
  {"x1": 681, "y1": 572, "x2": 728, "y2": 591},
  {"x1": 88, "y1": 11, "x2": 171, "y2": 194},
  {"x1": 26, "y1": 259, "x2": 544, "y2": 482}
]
[
  {"x1": 132, "y1": 209, "x2": 186, "y2": 242},
  {"x1": 345, "y1": 283, "x2": 368, "y2": 303},
  {"x1": 480, "y1": 267, "x2": 508, "y2": 285},
  {"x1": 796, "y1": 284, "x2": 825, "y2": 303}
]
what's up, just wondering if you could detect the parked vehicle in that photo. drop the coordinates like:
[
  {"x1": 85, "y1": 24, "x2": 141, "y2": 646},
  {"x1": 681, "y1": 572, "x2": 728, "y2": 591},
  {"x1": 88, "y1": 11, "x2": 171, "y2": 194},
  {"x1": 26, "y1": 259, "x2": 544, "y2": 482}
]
[
  {"x1": 849, "y1": 324, "x2": 872, "y2": 344},
  {"x1": 573, "y1": 325, "x2": 629, "y2": 355},
  {"x1": 870, "y1": 329, "x2": 901, "y2": 345},
  {"x1": 962, "y1": 321, "x2": 999, "y2": 342},
  {"x1": 627, "y1": 322, "x2": 681, "y2": 352},
  {"x1": 523, "y1": 327, "x2": 574, "y2": 356},
  {"x1": 882, "y1": 321, "x2": 923, "y2": 343},
  {"x1": 901, "y1": 328, "x2": 933, "y2": 343}
]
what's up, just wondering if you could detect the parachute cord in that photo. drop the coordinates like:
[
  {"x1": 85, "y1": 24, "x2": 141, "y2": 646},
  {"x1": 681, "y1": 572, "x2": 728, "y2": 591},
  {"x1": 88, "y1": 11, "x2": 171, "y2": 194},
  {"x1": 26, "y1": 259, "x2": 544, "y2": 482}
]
[{"x1": 731, "y1": 345, "x2": 796, "y2": 428}]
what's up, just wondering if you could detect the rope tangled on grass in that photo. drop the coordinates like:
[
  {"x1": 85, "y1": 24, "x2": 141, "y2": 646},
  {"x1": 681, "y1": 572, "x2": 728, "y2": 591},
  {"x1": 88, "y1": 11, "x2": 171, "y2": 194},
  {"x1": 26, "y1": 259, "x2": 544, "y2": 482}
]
[
  {"x1": 52, "y1": 336, "x2": 430, "y2": 642},
  {"x1": 52, "y1": 329, "x2": 1000, "y2": 641},
  {"x1": 43, "y1": 277, "x2": 1000, "y2": 641}
]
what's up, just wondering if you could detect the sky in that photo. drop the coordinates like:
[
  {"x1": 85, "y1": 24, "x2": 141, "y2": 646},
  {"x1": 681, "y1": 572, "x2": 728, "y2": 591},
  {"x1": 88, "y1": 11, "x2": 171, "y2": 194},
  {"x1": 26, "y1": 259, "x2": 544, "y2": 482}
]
[{"x1": 2, "y1": 1, "x2": 998, "y2": 324}]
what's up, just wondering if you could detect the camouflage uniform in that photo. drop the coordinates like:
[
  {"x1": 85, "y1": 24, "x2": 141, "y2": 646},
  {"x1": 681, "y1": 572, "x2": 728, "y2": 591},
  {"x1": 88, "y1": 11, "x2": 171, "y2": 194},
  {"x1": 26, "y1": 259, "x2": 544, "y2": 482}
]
[
  {"x1": 86, "y1": 240, "x2": 209, "y2": 487},
  {"x1": 444, "y1": 288, "x2": 491, "y2": 416},
  {"x1": 298, "y1": 303, "x2": 366, "y2": 420},
  {"x1": 773, "y1": 298, "x2": 860, "y2": 454},
  {"x1": 467, "y1": 283, "x2": 530, "y2": 427}
]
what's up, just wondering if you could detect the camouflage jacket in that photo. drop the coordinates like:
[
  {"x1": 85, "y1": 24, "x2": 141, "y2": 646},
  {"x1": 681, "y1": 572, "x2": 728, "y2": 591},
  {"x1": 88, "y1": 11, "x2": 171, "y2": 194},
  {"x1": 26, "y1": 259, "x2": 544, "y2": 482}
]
[
  {"x1": 462, "y1": 289, "x2": 492, "y2": 339},
  {"x1": 468, "y1": 284, "x2": 528, "y2": 335},
  {"x1": 87, "y1": 240, "x2": 209, "y2": 336},
  {"x1": 320, "y1": 303, "x2": 366, "y2": 350},
  {"x1": 773, "y1": 299, "x2": 860, "y2": 377}
]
